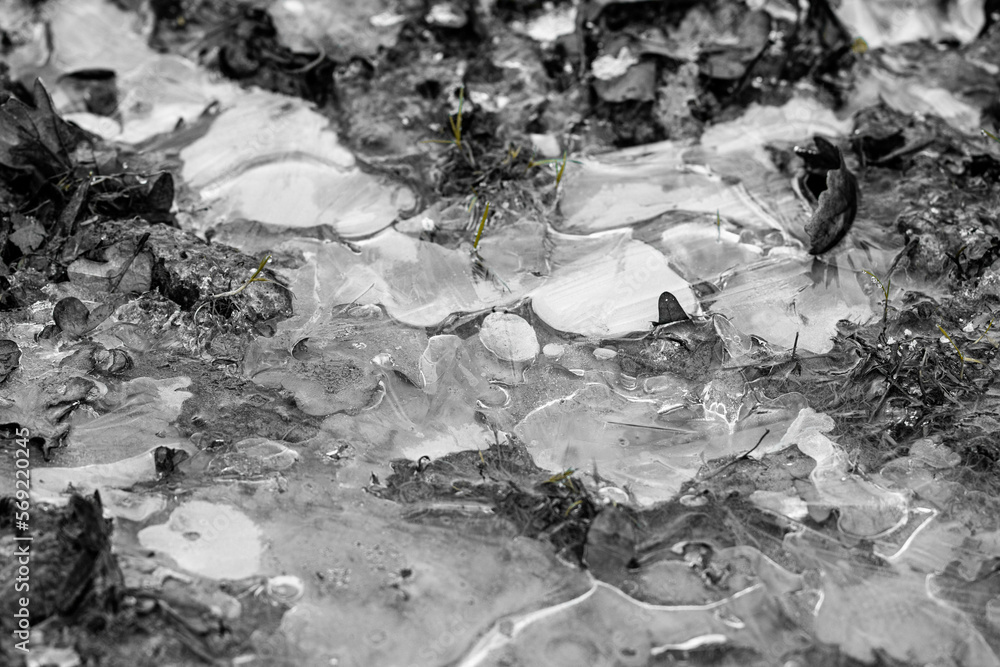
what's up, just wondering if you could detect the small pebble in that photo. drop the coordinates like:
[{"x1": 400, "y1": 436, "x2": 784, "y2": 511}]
[
  {"x1": 479, "y1": 312, "x2": 539, "y2": 362},
  {"x1": 593, "y1": 347, "x2": 617, "y2": 360},
  {"x1": 266, "y1": 575, "x2": 305, "y2": 604},
  {"x1": 542, "y1": 343, "x2": 564, "y2": 359},
  {"x1": 679, "y1": 494, "x2": 709, "y2": 507}
]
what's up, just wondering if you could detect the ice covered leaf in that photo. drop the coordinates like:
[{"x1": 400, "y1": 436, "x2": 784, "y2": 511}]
[
  {"x1": 712, "y1": 314, "x2": 753, "y2": 360},
  {"x1": 246, "y1": 297, "x2": 427, "y2": 417},
  {"x1": 52, "y1": 297, "x2": 92, "y2": 337},
  {"x1": 804, "y1": 140, "x2": 858, "y2": 254},
  {"x1": 251, "y1": 353, "x2": 380, "y2": 417},
  {"x1": 138, "y1": 500, "x2": 263, "y2": 580},
  {"x1": 478, "y1": 312, "x2": 539, "y2": 363},
  {"x1": 0, "y1": 369, "x2": 98, "y2": 455}
]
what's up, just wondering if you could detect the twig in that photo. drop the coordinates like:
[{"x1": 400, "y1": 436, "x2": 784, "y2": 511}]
[
  {"x1": 108, "y1": 232, "x2": 150, "y2": 293},
  {"x1": 698, "y1": 429, "x2": 770, "y2": 482}
]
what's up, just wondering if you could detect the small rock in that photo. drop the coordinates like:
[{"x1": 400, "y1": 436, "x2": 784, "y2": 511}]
[
  {"x1": 593, "y1": 347, "x2": 617, "y2": 360},
  {"x1": 679, "y1": 494, "x2": 709, "y2": 507},
  {"x1": 479, "y1": 312, "x2": 539, "y2": 363},
  {"x1": 426, "y1": 2, "x2": 466, "y2": 28},
  {"x1": 266, "y1": 575, "x2": 305, "y2": 604},
  {"x1": 542, "y1": 343, "x2": 564, "y2": 360}
]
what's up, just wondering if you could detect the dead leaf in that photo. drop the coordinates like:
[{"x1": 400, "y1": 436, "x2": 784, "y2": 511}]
[
  {"x1": 53, "y1": 297, "x2": 92, "y2": 337},
  {"x1": 805, "y1": 141, "x2": 859, "y2": 254},
  {"x1": 0, "y1": 78, "x2": 91, "y2": 178}
]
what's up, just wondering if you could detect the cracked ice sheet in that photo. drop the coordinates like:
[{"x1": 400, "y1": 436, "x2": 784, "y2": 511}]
[
  {"x1": 706, "y1": 253, "x2": 872, "y2": 353},
  {"x1": 458, "y1": 577, "x2": 803, "y2": 666},
  {"x1": 515, "y1": 383, "x2": 803, "y2": 506},
  {"x1": 2, "y1": 0, "x2": 244, "y2": 143},
  {"x1": 558, "y1": 96, "x2": 851, "y2": 236},
  {"x1": 180, "y1": 91, "x2": 415, "y2": 238},
  {"x1": 812, "y1": 570, "x2": 999, "y2": 666},
  {"x1": 29, "y1": 377, "x2": 196, "y2": 501},
  {"x1": 754, "y1": 408, "x2": 909, "y2": 538},
  {"x1": 266, "y1": 505, "x2": 591, "y2": 666},
  {"x1": 273, "y1": 229, "x2": 694, "y2": 338},
  {"x1": 272, "y1": 231, "x2": 539, "y2": 330},
  {"x1": 530, "y1": 231, "x2": 696, "y2": 337},
  {"x1": 780, "y1": 517, "x2": 1000, "y2": 664}
]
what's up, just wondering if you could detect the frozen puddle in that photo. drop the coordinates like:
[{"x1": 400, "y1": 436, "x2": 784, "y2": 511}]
[
  {"x1": 180, "y1": 91, "x2": 415, "y2": 238},
  {"x1": 138, "y1": 500, "x2": 263, "y2": 580},
  {"x1": 5, "y1": 1, "x2": 999, "y2": 663}
]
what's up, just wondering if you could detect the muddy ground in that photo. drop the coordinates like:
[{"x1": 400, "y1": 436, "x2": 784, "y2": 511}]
[{"x1": 2, "y1": 0, "x2": 1000, "y2": 665}]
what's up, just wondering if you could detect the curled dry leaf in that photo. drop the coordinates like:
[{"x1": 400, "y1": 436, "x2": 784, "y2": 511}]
[
  {"x1": 804, "y1": 139, "x2": 859, "y2": 254},
  {"x1": 652, "y1": 290, "x2": 689, "y2": 326}
]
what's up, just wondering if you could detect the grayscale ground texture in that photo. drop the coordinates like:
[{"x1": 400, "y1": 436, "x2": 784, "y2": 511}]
[{"x1": 2, "y1": 0, "x2": 1000, "y2": 665}]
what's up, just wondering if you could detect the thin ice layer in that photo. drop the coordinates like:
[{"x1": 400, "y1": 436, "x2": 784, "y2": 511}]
[
  {"x1": 707, "y1": 254, "x2": 871, "y2": 353},
  {"x1": 181, "y1": 92, "x2": 414, "y2": 238},
  {"x1": 530, "y1": 235, "x2": 695, "y2": 337}
]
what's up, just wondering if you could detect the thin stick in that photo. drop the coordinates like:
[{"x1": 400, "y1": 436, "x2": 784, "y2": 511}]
[
  {"x1": 109, "y1": 232, "x2": 150, "y2": 293},
  {"x1": 698, "y1": 429, "x2": 770, "y2": 481}
]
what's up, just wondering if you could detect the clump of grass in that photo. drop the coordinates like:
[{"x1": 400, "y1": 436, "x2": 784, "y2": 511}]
[
  {"x1": 208, "y1": 254, "x2": 274, "y2": 300},
  {"x1": 193, "y1": 254, "x2": 290, "y2": 332},
  {"x1": 937, "y1": 324, "x2": 985, "y2": 380},
  {"x1": 864, "y1": 269, "x2": 892, "y2": 327},
  {"x1": 526, "y1": 151, "x2": 581, "y2": 190},
  {"x1": 423, "y1": 86, "x2": 475, "y2": 166}
]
